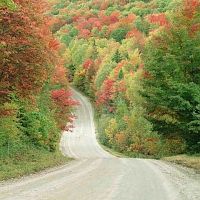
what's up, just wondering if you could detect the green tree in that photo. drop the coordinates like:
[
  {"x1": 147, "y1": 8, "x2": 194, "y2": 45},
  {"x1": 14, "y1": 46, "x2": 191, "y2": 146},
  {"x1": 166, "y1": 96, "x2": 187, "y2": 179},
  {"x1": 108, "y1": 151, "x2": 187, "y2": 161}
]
[
  {"x1": 134, "y1": 17, "x2": 150, "y2": 35},
  {"x1": 112, "y1": 49, "x2": 122, "y2": 63},
  {"x1": 0, "y1": 0, "x2": 17, "y2": 10},
  {"x1": 143, "y1": 3, "x2": 200, "y2": 153},
  {"x1": 110, "y1": 28, "x2": 128, "y2": 43}
]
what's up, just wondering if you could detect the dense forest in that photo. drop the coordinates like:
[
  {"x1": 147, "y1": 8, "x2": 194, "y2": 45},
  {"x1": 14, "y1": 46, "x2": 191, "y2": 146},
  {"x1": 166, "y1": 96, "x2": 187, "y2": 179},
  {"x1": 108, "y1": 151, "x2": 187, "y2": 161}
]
[
  {"x1": 50, "y1": 0, "x2": 200, "y2": 157},
  {"x1": 0, "y1": 0, "x2": 75, "y2": 179},
  {"x1": 0, "y1": 0, "x2": 200, "y2": 178}
]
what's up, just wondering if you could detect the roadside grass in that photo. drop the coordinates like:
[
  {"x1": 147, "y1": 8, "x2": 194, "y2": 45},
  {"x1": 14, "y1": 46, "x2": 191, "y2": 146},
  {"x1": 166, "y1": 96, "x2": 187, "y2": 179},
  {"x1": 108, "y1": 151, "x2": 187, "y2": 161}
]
[
  {"x1": 99, "y1": 143, "x2": 128, "y2": 158},
  {"x1": 0, "y1": 146, "x2": 72, "y2": 181},
  {"x1": 99, "y1": 143, "x2": 158, "y2": 159},
  {"x1": 163, "y1": 154, "x2": 200, "y2": 172}
]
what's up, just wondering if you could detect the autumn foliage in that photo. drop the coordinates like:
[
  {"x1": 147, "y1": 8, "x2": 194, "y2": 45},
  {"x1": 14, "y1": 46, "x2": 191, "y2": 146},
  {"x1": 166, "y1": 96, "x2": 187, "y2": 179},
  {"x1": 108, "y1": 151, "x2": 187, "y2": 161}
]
[
  {"x1": 0, "y1": 0, "x2": 75, "y2": 155},
  {"x1": 147, "y1": 13, "x2": 169, "y2": 27},
  {"x1": 49, "y1": 0, "x2": 200, "y2": 156},
  {"x1": 1, "y1": 0, "x2": 197, "y2": 159}
]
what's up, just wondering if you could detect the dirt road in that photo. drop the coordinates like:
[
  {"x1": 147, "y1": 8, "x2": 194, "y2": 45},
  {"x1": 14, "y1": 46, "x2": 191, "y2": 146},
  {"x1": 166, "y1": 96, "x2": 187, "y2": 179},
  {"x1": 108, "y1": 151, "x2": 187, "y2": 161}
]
[{"x1": 0, "y1": 89, "x2": 200, "y2": 200}]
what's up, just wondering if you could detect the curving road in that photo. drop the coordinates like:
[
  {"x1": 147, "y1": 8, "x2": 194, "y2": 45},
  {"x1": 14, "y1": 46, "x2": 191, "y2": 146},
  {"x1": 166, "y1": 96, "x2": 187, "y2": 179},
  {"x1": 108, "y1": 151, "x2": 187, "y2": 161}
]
[{"x1": 0, "y1": 89, "x2": 200, "y2": 200}]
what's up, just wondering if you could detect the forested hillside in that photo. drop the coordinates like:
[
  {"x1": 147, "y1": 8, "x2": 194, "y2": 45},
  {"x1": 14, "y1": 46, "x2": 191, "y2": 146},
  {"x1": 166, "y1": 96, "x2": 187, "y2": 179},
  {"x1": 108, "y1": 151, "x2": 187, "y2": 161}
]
[
  {"x1": 51, "y1": 0, "x2": 200, "y2": 157},
  {"x1": 0, "y1": 0, "x2": 75, "y2": 179},
  {"x1": 0, "y1": 0, "x2": 199, "y2": 180}
]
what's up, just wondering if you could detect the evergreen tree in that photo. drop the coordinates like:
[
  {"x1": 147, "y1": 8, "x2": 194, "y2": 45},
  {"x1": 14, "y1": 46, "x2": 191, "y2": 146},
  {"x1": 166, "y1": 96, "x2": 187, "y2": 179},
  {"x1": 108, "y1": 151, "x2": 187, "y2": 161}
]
[
  {"x1": 112, "y1": 49, "x2": 122, "y2": 63},
  {"x1": 118, "y1": 69, "x2": 124, "y2": 80},
  {"x1": 143, "y1": 2, "x2": 200, "y2": 153},
  {"x1": 91, "y1": 40, "x2": 98, "y2": 60},
  {"x1": 110, "y1": 28, "x2": 128, "y2": 43}
]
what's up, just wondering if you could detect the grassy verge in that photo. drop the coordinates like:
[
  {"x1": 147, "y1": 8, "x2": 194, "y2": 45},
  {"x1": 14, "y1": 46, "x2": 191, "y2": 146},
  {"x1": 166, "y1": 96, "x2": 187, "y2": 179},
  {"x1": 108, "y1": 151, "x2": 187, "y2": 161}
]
[
  {"x1": 163, "y1": 154, "x2": 200, "y2": 172},
  {"x1": 0, "y1": 147, "x2": 72, "y2": 181},
  {"x1": 99, "y1": 143, "x2": 128, "y2": 158}
]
